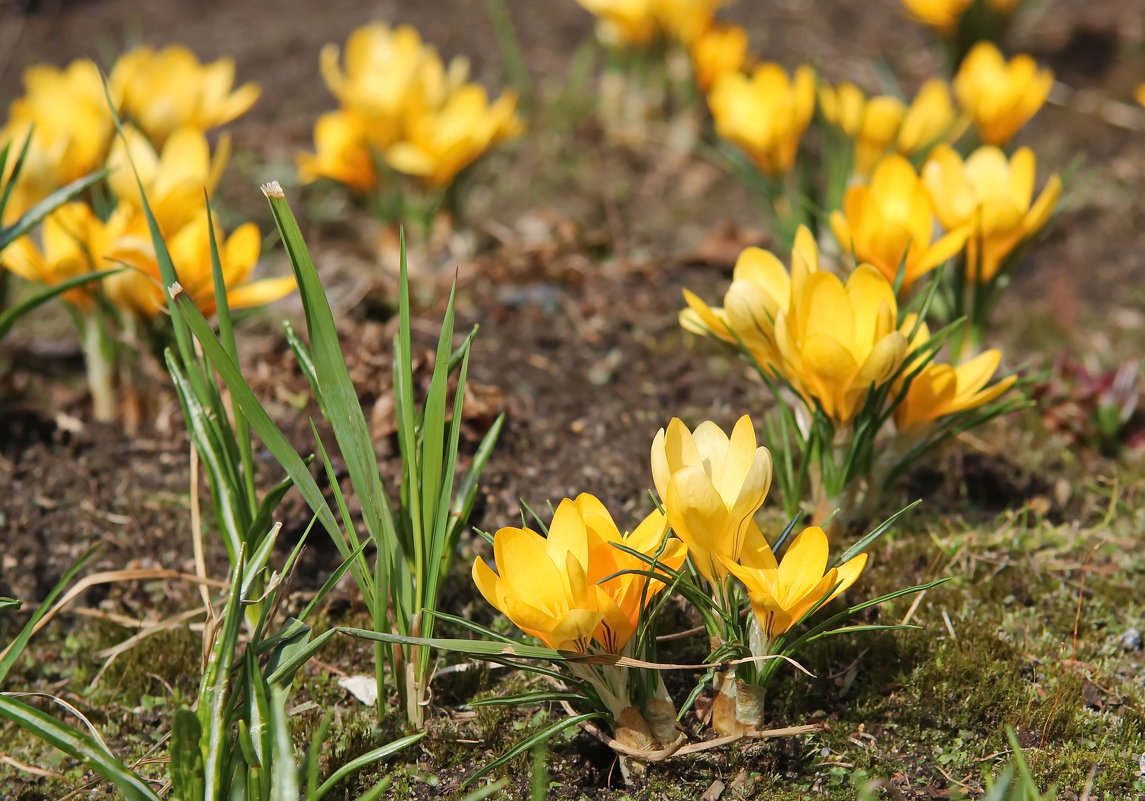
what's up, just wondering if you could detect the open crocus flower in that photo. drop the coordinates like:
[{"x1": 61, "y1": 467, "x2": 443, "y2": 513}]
[
  {"x1": 111, "y1": 45, "x2": 260, "y2": 146},
  {"x1": 708, "y1": 63, "x2": 816, "y2": 176},
  {"x1": 573, "y1": 494, "x2": 687, "y2": 652},
  {"x1": 894, "y1": 317, "x2": 1017, "y2": 430},
  {"x1": 954, "y1": 43, "x2": 1052, "y2": 146},
  {"x1": 104, "y1": 211, "x2": 294, "y2": 319},
  {"x1": 896, "y1": 351, "x2": 1017, "y2": 431},
  {"x1": 830, "y1": 154, "x2": 969, "y2": 288},
  {"x1": 473, "y1": 495, "x2": 682, "y2": 653},
  {"x1": 922, "y1": 144, "x2": 1061, "y2": 283},
  {"x1": 774, "y1": 264, "x2": 909, "y2": 425},
  {"x1": 2, "y1": 202, "x2": 137, "y2": 309},
  {"x1": 297, "y1": 110, "x2": 380, "y2": 194},
  {"x1": 681, "y1": 225, "x2": 820, "y2": 371},
  {"x1": 651, "y1": 416, "x2": 773, "y2": 585},
  {"x1": 901, "y1": 0, "x2": 1020, "y2": 34},
  {"x1": 384, "y1": 84, "x2": 523, "y2": 188},
  {"x1": 690, "y1": 22, "x2": 749, "y2": 91},
  {"x1": 107, "y1": 125, "x2": 230, "y2": 235},
  {"x1": 719, "y1": 526, "x2": 867, "y2": 643}
]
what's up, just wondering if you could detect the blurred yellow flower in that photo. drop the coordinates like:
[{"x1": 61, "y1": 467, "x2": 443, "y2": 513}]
[
  {"x1": 954, "y1": 42, "x2": 1052, "y2": 145},
  {"x1": 820, "y1": 83, "x2": 905, "y2": 177},
  {"x1": 897, "y1": 79, "x2": 960, "y2": 155},
  {"x1": 320, "y1": 23, "x2": 468, "y2": 149},
  {"x1": 921, "y1": 144, "x2": 1060, "y2": 282},
  {"x1": 385, "y1": 85, "x2": 523, "y2": 188},
  {"x1": 681, "y1": 225, "x2": 820, "y2": 371},
  {"x1": 774, "y1": 265, "x2": 909, "y2": 424},
  {"x1": 111, "y1": 45, "x2": 260, "y2": 146},
  {"x1": 576, "y1": 0, "x2": 659, "y2": 47},
  {"x1": 1, "y1": 59, "x2": 113, "y2": 219},
  {"x1": 576, "y1": 0, "x2": 723, "y2": 47},
  {"x1": 473, "y1": 494, "x2": 684, "y2": 653},
  {"x1": 709, "y1": 64, "x2": 816, "y2": 176},
  {"x1": 1136, "y1": 83, "x2": 1145, "y2": 107},
  {"x1": 690, "y1": 23, "x2": 748, "y2": 91},
  {"x1": 820, "y1": 79, "x2": 958, "y2": 176},
  {"x1": 2, "y1": 203, "x2": 135, "y2": 310},
  {"x1": 105, "y1": 211, "x2": 294, "y2": 318},
  {"x1": 651, "y1": 415, "x2": 773, "y2": 585},
  {"x1": 107, "y1": 125, "x2": 230, "y2": 235},
  {"x1": 719, "y1": 526, "x2": 867, "y2": 641},
  {"x1": 311, "y1": 22, "x2": 520, "y2": 195},
  {"x1": 830, "y1": 154, "x2": 969, "y2": 288},
  {"x1": 297, "y1": 111, "x2": 379, "y2": 194},
  {"x1": 655, "y1": 0, "x2": 725, "y2": 45},
  {"x1": 901, "y1": 0, "x2": 1021, "y2": 34}
]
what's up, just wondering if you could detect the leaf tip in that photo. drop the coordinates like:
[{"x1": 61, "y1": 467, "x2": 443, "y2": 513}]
[
  {"x1": 168, "y1": 281, "x2": 184, "y2": 299},
  {"x1": 261, "y1": 180, "x2": 285, "y2": 199}
]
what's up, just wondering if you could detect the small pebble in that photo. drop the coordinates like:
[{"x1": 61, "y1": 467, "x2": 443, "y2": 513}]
[{"x1": 1121, "y1": 628, "x2": 1142, "y2": 651}]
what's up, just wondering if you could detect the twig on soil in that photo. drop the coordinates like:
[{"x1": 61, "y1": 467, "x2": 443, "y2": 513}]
[
  {"x1": 933, "y1": 762, "x2": 974, "y2": 791},
  {"x1": 941, "y1": 609, "x2": 957, "y2": 639},
  {"x1": 558, "y1": 700, "x2": 823, "y2": 761},
  {"x1": 900, "y1": 590, "x2": 927, "y2": 626},
  {"x1": 0, "y1": 569, "x2": 224, "y2": 664},
  {"x1": 89, "y1": 607, "x2": 208, "y2": 689},
  {"x1": 0, "y1": 753, "x2": 64, "y2": 781}
]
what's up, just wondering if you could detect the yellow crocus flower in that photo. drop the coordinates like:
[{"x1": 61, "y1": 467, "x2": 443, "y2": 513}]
[
  {"x1": 576, "y1": 0, "x2": 660, "y2": 47},
  {"x1": 1, "y1": 59, "x2": 114, "y2": 218},
  {"x1": 297, "y1": 110, "x2": 380, "y2": 194},
  {"x1": 2, "y1": 202, "x2": 136, "y2": 310},
  {"x1": 655, "y1": 0, "x2": 725, "y2": 45},
  {"x1": 820, "y1": 83, "x2": 906, "y2": 176},
  {"x1": 320, "y1": 23, "x2": 468, "y2": 150},
  {"x1": 473, "y1": 495, "x2": 682, "y2": 653},
  {"x1": 651, "y1": 415, "x2": 773, "y2": 585},
  {"x1": 901, "y1": 0, "x2": 1021, "y2": 34},
  {"x1": 830, "y1": 154, "x2": 969, "y2": 288},
  {"x1": 895, "y1": 350, "x2": 1016, "y2": 431},
  {"x1": 953, "y1": 42, "x2": 1052, "y2": 145},
  {"x1": 897, "y1": 79, "x2": 960, "y2": 156},
  {"x1": 921, "y1": 144, "x2": 1060, "y2": 283},
  {"x1": 111, "y1": 45, "x2": 260, "y2": 146},
  {"x1": 681, "y1": 225, "x2": 820, "y2": 371},
  {"x1": 107, "y1": 125, "x2": 230, "y2": 235},
  {"x1": 709, "y1": 63, "x2": 816, "y2": 176},
  {"x1": 774, "y1": 265, "x2": 909, "y2": 425},
  {"x1": 573, "y1": 494, "x2": 687, "y2": 652},
  {"x1": 690, "y1": 23, "x2": 749, "y2": 91},
  {"x1": 384, "y1": 85, "x2": 523, "y2": 188},
  {"x1": 819, "y1": 79, "x2": 958, "y2": 176},
  {"x1": 104, "y1": 211, "x2": 294, "y2": 319},
  {"x1": 719, "y1": 526, "x2": 867, "y2": 642}
]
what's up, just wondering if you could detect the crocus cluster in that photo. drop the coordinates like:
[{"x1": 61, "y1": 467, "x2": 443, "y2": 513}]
[
  {"x1": 681, "y1": 227, "x2": 1019, "y2": 515},
  {"x1": 475, "y1": 414, "x2": 890, "y2": 742},
  {"x1": 0, "y1": 46, "x2": 291, "y2": 422},
  {"x1": 298, "y1": 23, "x2": 522, "y2": 216}
]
